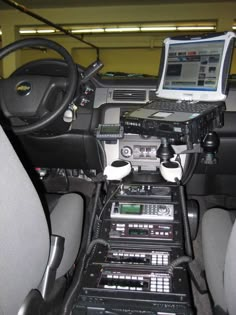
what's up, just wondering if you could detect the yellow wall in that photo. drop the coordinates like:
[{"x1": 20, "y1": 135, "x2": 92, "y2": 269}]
[
  {"x1": 231, "y1": 49, "x2": 236, "y2": 74},
  {"x1": 72, "y1": 48, "x2": 162, "y2": 76},
  {"x1": 18, "y1": 49, "x2": 63, "y2": 65},
  {"x1": 16, "y1": 42, "x2": 236, "y2": 77},
  {"x1": 0, "y1": 1, "x2": 236, "y2": 76}
]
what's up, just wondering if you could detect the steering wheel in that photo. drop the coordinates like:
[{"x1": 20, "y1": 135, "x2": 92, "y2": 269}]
[{"x1": 0, "y1": 38, "x2": 77, "y2": 135}]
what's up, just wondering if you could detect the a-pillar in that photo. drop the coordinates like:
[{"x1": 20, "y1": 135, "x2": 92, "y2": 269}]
[{"x1": 1, "y1": 23, "x2": 19, "y2": 78}]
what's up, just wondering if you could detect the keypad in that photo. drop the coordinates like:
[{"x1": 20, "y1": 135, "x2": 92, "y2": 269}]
[
  {"x1": 151, "y1": 252, "x2": 169, "y2": 266},
  {"x1": 143, "y1": 204, "x2": 172, "y2": 217},
  {"x1": 150, "y1": 274, "x2": 171, "y2": 293}
]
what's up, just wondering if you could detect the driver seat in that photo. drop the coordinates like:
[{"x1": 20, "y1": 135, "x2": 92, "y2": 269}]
[{"x1": 0, "y1": 125, "x2": 84, "y2": 315}]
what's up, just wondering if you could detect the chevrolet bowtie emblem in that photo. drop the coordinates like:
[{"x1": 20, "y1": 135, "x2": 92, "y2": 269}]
[
  {"x1": 17, "y1": 85, "x2": 30, "y2": 91},
  {"x1": 16, "y1": 81, "x2": 31, "y2": 96}
]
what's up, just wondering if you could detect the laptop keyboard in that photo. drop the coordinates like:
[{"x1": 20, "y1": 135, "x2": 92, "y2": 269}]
[{"x1": 146, "y1": 99, "x2": 215, "y2": 113}]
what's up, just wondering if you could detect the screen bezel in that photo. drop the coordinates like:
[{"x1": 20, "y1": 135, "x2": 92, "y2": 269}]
[{"x1": 156, "y1": 32, "x2": 236, "y2": 102}]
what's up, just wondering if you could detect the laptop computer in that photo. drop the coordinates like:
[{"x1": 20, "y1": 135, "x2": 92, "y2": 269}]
[{"x1": 126, "y1": 31, "x2": 235, "y2": 123}]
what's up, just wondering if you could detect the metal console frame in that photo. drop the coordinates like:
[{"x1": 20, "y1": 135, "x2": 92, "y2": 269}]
[{"x1": 75, "y1": 181, "x2": 195, "y2": 315}]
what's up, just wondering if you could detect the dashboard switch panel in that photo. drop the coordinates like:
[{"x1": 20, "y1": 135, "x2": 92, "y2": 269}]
[{"x1": 133, "y1": 145, "x2": 157, "y2": 160}]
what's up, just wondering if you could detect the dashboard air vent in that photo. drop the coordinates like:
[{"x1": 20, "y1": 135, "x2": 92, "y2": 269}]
[
  {"x1": 149, "y1": 90, "x2": 158, "y2": 101},
  {"x1": 113, "y1": 89, "x2": 146, "y2": 101}
]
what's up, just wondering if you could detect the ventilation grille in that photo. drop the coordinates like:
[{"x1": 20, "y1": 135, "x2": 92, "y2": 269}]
[{"x1": 112, "y1": 89, "x2": 146, "y2": 101}]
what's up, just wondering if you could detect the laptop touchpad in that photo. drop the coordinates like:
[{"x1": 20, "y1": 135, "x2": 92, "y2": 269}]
[{"x1": 150, "y1": 112, "x2": 173, "y2": 118}]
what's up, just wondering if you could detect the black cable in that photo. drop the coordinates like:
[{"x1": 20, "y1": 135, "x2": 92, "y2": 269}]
[
  {"x1": 96, "y1": 139, "x2": 107, "y2": 171},
  {"x1": 61, "y1": 249, "x2": 87, "y2": 315},
  {"x1": 181, "y1": 153, "x2": 192, "y2": 184},
  {"x1": 93, "y1": 216, "x2": 102, "y2": 239},
  {"x1": 86, "y1": 173, "x2": 107, "y2": 245},
  {"x1": 168, "y1": 256, "x2": 192, "y2": 276},
  {"x1": 181, "y1": 153, "x2": 199, "y2": 185},
  {"x1": 98, "y1": 183, "x2": 121, "y2": 220},
  {"x1": 95, "y1": 140, "x2": 104, "y2": 171},
  {"x1": 86, "y1": 181, "x2": 102, "y2": 246},
  {"x1": 185, "y1": 153, "x2": 199, "y2": 184},
  {"x1": 86, "y1": 238, "x2": 110, "y2": 256},
  {"x1": 179, "y1": 184, "x2": 194, "y2": 258}
]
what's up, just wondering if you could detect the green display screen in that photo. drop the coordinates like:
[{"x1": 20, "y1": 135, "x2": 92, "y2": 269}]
[
  {"x1": 129, "y1": 228, "x2": 148, "y2": 236},
  {"x1": 100, "y1": 125, "x2": 120, "y2": 134},
  {"x1": 120, "y1": 204, "x2": 142, "y2": 214}
]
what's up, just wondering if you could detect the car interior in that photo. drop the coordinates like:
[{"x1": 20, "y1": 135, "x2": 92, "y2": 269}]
[{"x1": 0, "y1": 1, "x2": 236, "y2": 315}]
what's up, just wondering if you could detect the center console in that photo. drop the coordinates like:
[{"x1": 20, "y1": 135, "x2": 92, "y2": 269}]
[
  {"x1": 72, "y1": 98, "x2": 224, "y2": 314},
  {"x1": 73, "y1": 181, "x2": 195, "y2": 315}
]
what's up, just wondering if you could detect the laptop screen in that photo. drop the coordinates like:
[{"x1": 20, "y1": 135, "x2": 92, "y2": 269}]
[
  {"x1": 157, "y1": 32, "x2": 235, "y2": 102},
  {"x1": 163, "y1": 40, "x2": 224, "y2": 92}
]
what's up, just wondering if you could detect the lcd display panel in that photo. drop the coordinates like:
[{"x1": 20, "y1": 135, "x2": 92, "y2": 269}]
[
  {"x1": 100, "y1": 125, "x2": 120, "y2": 134},
  {"x1": 120, "y1": 204, "x2": 142, "y2": 214},
  {"x1": 129, "y1": 228, "x2": 148, "y2": 236}
]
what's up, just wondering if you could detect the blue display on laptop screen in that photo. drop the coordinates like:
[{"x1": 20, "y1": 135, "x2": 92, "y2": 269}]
[{"x1": 163, "y1": 40, "x2": 225, "y2": 92}]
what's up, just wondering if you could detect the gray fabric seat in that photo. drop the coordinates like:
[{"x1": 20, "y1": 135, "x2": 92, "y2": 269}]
[
  {"x1": 202, "y1": 208, "x2": 236, "y2": 315},
  {"x1": 0, "y1": 126, "x2": 84, "y2": 315},
  {"x1": 50, "y1": 193, "x2": 84, "y2": 278}
]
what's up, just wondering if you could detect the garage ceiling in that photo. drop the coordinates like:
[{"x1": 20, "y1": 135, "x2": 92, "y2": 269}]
[{"x1": 0, "y1": 0, "x2": 228, "y2": 9}]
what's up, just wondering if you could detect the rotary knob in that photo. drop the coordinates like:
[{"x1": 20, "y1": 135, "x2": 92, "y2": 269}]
[
  {"x1": 121, "y1": 146, "x2": 132, "y2": 158},
  {"x1": 158, "y1": 205, "x2": 169, "y2": 215}
]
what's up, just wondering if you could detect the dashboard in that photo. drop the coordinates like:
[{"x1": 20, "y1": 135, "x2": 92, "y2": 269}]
[
  {"x1": 90, "y1": 75, "x2": 236, "y2": 174},
  {"x1": 10, "y1": 58, "x2": 236, "y2": 196}
]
